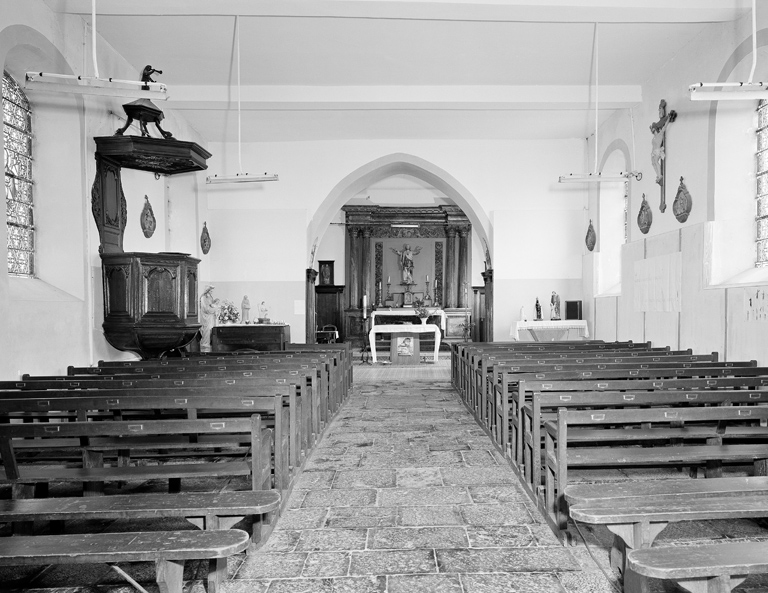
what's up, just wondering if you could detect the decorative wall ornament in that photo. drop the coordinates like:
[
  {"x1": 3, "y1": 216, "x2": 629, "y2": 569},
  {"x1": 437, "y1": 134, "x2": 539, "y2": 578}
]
[
  {"x1": 200, "y1": 221, "x2": 211, "y2": 254},
  {"x1": 650, "y1": 99, "x2": 677, "y2": 212},
  {"x1": 585, "y1": 220, "x2": 597, "y2": 251},
  {"x1": 672, "y1": 176, "x2": 693, "y2": 223},
  {"x1": 140, "y1": 195, "x2": 156, "y2": 238},
  {"x1": 637, "y1": 194, "x2": 653, "y2": 235},
  {"x1": 434, "y1": 242, "x2": 444, "y2": 307}
]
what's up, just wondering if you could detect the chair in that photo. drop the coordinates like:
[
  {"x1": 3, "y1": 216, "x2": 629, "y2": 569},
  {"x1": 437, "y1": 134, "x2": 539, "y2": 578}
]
[{"x1": 316, "y1": 325, "x2": 338, "y2": 344}]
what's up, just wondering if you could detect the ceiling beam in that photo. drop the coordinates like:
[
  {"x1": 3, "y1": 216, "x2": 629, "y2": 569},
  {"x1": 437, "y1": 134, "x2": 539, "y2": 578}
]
[
  {"x1": 163, "y1": 84, "x2": 642, "y2": 111},
  {"x1": 44, "y1": 0, "x2": 749, "y2": 23}
]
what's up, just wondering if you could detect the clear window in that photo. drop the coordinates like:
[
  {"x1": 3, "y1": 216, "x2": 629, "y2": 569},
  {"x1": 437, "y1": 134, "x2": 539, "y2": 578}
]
[{"x1": 3, "y1": 71, "x2": 34, "y2": 277}]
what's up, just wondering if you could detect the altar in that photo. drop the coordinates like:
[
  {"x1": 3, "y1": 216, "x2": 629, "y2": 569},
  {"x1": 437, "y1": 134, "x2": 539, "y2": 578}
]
[
  {"x1": 510, "y1": 320, "x2": 589, "y2": 342},
  {"x1": 368, "y1": 323, "x2": 441, "y2": 364},
  {"x1": 371, "y1": 308, "x2": 447, "y2": 332}
]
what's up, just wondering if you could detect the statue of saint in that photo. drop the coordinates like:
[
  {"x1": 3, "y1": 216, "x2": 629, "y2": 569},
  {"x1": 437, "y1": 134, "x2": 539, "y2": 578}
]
[
  {"x1": 199, "y1": 285, "x2": 219, "y2": 352},
  {"x1": 259, "y1": 301, "x2": 269, "y2": 321},
  {"x1": 535, "y1": 298, "x2": 542, "y2": 321},
  {"x1": 391, "y1": 244, "x2": 422, "y2": 284},
  {"x1": 550, "y1": 291, "x2": 561, "y2": 320},
  {"x1": 241, "y1": 295, "x2": 251, "y2": 323}
]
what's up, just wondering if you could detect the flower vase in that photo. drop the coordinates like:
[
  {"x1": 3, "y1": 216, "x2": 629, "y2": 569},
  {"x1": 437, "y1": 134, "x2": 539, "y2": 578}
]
[{"x1": 420, "y1": 317, "x2": 428, "y2": 325}]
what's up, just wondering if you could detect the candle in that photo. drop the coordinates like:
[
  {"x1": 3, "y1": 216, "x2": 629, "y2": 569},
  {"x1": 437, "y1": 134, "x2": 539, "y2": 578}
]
[
  {"x1": 387, "y1": 276, "x2": 391, "y2": 284},
  {"x1": 379, "y1": 281, "x2": 382, "y2": 290},
  {"x1": 426, "y1": 275, "x2": 429, "y2": 282},
  {"x1": 363, "y1": 294, "x2": 367, "y2": 318}
]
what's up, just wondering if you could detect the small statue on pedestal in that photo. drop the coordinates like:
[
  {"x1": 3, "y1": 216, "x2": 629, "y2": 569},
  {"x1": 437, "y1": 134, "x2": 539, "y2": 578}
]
[
  {"x1": 535, "y1": 298, "x2": 542, "y2": 321},
  {"x1": 550, "y1": 291, "x2": 561, "y2": 320}
]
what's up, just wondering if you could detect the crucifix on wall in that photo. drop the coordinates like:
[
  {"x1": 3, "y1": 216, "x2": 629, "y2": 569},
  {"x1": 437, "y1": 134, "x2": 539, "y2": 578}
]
[{"x1": 650, "y1": 99, "x2": 677, "y2": 213}]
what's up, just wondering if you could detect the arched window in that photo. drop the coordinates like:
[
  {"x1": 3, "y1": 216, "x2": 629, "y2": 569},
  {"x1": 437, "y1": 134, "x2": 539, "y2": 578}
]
[
  {"x1": 3, "y1": 71, "x2": 34, "y2": 276},
  {"x1": 757, "y1": 100, "x2": 768, "y2": 268}
]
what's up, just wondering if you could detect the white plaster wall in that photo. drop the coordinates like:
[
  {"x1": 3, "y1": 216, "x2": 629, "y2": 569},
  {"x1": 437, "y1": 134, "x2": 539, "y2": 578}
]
[
  {"x1": 588, "y1": 10, "x2": 768, "y2": 360},
  {"x1": 0, "y1": 0, "x2": 209, "y2": 374}
]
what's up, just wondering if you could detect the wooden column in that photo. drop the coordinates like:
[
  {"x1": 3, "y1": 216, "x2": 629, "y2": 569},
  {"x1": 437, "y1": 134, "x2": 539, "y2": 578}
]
[
  {"x1": 445, "y1": 227, "x2": 457, "y2": 308},
  {"x1": 457, "y1": 227, "x2": 470, "y2": 308},
  {"x1": 361, "y1": 227, "x2": 372, "y2": 308},
  {"x1": 305, "y1": 268, "x2": 318, "y2": 343},
  {"x1": 348, "y1": 227, "x2": 360, "y2": 309},
  {"x1": 482, "y1": 269, "x2": 494, "y2": 342}
]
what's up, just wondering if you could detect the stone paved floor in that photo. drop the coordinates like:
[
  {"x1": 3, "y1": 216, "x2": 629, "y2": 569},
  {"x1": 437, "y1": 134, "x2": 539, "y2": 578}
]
[{"x1": 226, "y1": 367, "x2": 616, "y2": 593}]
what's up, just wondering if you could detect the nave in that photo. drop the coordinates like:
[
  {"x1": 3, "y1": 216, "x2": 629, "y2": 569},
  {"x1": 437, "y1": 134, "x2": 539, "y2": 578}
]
[{"x1": 4, "y1": 359, "x2": 768, "y2": 593}]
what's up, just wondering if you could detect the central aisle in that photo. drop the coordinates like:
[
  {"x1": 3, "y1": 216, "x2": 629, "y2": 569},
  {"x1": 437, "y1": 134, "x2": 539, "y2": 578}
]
[{"x1": 232, "y1": 364, "x2": 615, "y2": 592}]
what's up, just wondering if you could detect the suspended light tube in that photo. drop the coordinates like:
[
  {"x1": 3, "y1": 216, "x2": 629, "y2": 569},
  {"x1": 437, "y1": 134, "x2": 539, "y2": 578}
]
[
  {"x1": 689, "y1": 0, "x2": 766, "y2": 101},
  {"x1": 24, "y1": 0, "x2": 168, "y2": 100},
  {"x1": 206, "y1": 173, "x2": 279, "y2": 184},
  {"x1": 206, "y1": 15, "x2": 279, "y2": 186},
  {"x1": 559, "y1": 172, "x2": 641, "y2": 184},
  {"x1": 25, "y1": 72, "x2": 168, "y2": 100}
]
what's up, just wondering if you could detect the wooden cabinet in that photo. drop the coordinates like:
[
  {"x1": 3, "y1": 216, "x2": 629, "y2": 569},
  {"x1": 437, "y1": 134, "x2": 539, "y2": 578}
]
[
  {"x1": 101, "y1": 252, "x2": 200, "y2": 358},
  {"x1": 211, "y1": 325, "x2": 291, "y2": 352}
]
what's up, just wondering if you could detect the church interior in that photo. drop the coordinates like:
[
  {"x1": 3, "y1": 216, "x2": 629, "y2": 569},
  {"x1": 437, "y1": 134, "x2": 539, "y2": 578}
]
[{"x1": 3, "y1": 1, "x2": 768, "y2": 592}]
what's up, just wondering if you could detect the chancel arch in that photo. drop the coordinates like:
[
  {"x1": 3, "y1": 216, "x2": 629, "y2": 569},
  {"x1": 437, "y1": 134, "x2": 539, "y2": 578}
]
[{"x1": 306, "y1": 154, "x2": 493, "y2": 345}]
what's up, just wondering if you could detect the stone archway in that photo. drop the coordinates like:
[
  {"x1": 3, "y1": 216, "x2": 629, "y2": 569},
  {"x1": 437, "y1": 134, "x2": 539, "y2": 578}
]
[{"x1": 305, "y1": 153, "x2": 493, "y2": 344}]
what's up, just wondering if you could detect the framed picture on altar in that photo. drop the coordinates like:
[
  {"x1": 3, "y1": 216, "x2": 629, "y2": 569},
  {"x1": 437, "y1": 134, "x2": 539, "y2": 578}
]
[
  {"x1": 318, "y1": 261, "x2": 334, "y2": 285},
  {"x1": 397, "y1": 336, "x2": 414, "y2": 356},
  {"x1": 403, "y1": 291, "x2": 413, "y2": 306}
]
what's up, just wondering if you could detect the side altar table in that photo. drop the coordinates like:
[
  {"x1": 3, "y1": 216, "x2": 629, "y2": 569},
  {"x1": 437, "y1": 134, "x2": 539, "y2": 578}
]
[
  {"x1": 369, "y1": 324, "x2": 441, "y2": 364},
  {"x1": 510, "y1": 320, "x2": 589, "y2": 342}
]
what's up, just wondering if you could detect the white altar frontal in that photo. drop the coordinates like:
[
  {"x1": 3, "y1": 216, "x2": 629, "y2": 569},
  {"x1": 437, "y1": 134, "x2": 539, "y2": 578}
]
[
  {"x1": 371, "y1": 308, "x2": 447, "y2": 332},
  {"x1": 369, "y1": 323, "x2": 441, "y2": 364},
  {"x1": 510, "y1": 319, "x2": 590, "y2": 342}
]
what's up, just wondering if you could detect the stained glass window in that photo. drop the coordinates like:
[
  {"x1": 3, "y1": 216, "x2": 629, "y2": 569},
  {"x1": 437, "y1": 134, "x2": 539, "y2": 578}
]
[
  {"x1": 757, "y1": 100, "x2": 768, "y2": 267},
  {"x1": 3, "y1": 71, "x2": 34, "y2": 276}
]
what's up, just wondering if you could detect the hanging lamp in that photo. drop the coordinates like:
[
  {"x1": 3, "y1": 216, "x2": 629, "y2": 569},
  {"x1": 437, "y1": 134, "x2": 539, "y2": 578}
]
[
  {"x1": 559, "y1": 22, "x2": 641, "y2": 184},
  {"x1": 206, "y1": 15, "x2": 278, "y2": 185},
  {"x1": 25, "y1": 0, "x2": 167, "y2": 100},
  {"x1": 690, "y1": 0, "x2": 768, "y2": 101}
]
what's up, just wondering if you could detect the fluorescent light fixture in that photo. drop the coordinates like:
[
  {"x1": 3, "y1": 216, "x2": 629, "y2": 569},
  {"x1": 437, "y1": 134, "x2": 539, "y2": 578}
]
[
  {"x1": 25, "y1": 72, "x2": 168, "y2": 100},
  {"x1": 206, "y1": 173, "x2": 279, "y2": 184},
  {"x1": 559, "y1": 171, "x2": 642, "y2": 184},
  {"x1": 690, "y1": 0, "x2": 765, "y2": 102},
  {"x1": 205, "y1": 16, "x2": 277, "y2": 187},
  {"x1": 391, "y1": 224, "x2": 420, "y2": 228},
  {"x1": 689, "y1": 82, "x2": 768, "y2": 101},
  {"x1": 24, "y1": 1, "x2": 168, "y2": 101}
]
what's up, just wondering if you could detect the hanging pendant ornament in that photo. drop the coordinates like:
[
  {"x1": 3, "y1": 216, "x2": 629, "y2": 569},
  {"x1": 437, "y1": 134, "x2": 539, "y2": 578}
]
[
  {"x1": 140, "y1": 195, "x2": 156, "y2": 238},
  {"x1": 672, "y1": 176, "x2": 692, "y2": 223},
  {"x1": 585, "y1": 220, "x2": 596, "y2": 251},
  {"x1": 200, "y1": 221, "x2": 211, "y2": 254},
  {"x1": 637, "y1": 193, "x2": 653, "y2": 234}
]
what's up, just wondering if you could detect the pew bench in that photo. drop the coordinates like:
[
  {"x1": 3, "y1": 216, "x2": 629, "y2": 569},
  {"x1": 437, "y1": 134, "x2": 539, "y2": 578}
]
[
  {"x1": 625, "y1": 541, "x2": 768, "y2": 593},
  {"x1": 0, "y1": 528, "x2": 250, "y2": 593},
  {"x1": 543, "y1": 406, "x2": 768, "y2": 536},
  {"x1": 565, "y1": 476, "x2": 768, "y2": 577},
  {"x1": 0, "y1": 415, "x2": 269, "y2": 499}
]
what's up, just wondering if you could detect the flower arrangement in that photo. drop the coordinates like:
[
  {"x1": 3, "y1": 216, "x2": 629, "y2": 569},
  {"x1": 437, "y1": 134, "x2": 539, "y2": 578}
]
[
  {"x1": 412, "y1": 298, "x2": 433, "y2": 319},
  {"x1": 217, "y1": 299, "x2": 241, "y2": 324}
]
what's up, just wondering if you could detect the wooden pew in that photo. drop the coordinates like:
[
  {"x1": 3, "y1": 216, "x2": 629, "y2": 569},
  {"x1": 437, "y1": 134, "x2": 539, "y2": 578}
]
[
  {"x1": 0, "y1": 490, "x2": 280, "y2": 593},
  {"x1": 0, "y1": 375, "x2": 309, "y2": 475},
  {"x1": 0, "y1": 529, "x2": 250, "y2": 593},
  {"x1": 505, "y1": 373, "x2": 768, "y2": 478},
  {"x1": 0, "y1": 415, "x2": 268, "y2": 499},
  {"x1": 0, "y1": 391, "x2": 290, "y2": 495},
  {"x1": 565, "y1": 476, "x2": 768, "y2": 577},
  {"x1": 625, "y1": 541, "x2": 768, "y2": 593},
  {"x1": 543, "y1": 406, "x2": 768, "y2": 536}
]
